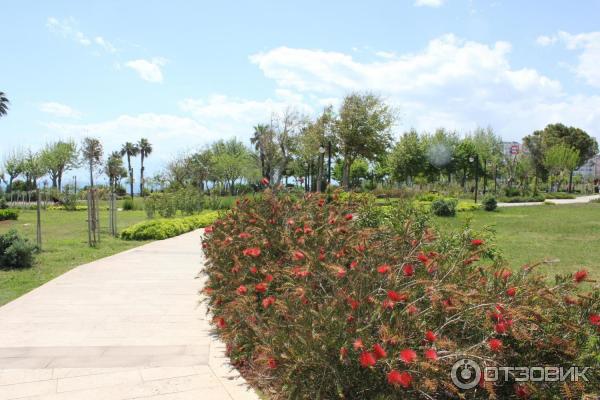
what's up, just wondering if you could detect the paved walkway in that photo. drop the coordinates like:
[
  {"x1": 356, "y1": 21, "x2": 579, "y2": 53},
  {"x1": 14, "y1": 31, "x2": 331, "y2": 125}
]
[
  {"x1": 497, "y1": 193, "x2": 600, "y2": 207},
  {"x1": 0, "y1": 231, "x2": 259, "y2": 400}
]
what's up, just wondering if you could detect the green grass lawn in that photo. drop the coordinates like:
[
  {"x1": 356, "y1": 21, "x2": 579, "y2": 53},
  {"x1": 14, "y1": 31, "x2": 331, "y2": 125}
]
[
  {"x1": 0, "y1": 207, "x2": 148, "y2": 306},
  {"x1": 432, "y1": 203, "x2": 600, "y2": 278}
]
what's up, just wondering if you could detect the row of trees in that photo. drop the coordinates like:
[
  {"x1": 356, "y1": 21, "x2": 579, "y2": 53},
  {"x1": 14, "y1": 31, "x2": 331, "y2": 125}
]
[
  {"x1": 1, "y1": 137, "x2": 153, "y2": 199},
  {"x1": 163, "y1": 93, "x2": 598, "y2": 195}
]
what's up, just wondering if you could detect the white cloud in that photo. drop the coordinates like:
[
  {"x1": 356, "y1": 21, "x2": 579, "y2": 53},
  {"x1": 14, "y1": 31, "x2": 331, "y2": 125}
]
[
  {"x1": 125, "y1": 58, "x2": 167, "y2": 83},
  {"x1": 47, "y1": 17, "x2": 117, "y2": 53},
  {"x1": 248, "y1": 35, "x2": 600, "y2": 140},
  {"x1": 39, "y1": 102, "x2": 81, "y2": 118},
  {"x1": 556, "y1": 31, "x2": 600, "y2": 87},
  {"x1": 414, "y1": 0, "x2": 445, "y2": 7},
  {"x1": 536, "y1": 35, "x2": 557, "y2": 46}
]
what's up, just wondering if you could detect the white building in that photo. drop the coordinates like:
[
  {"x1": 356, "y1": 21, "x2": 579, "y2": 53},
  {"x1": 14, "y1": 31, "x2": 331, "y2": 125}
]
[{"x1": 574, "y1": 154, "x2": 600, "y2": 179}]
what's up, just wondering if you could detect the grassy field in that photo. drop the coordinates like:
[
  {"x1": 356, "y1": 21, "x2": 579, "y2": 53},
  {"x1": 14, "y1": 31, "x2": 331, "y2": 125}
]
[
  {"x1": 433, "y1": 202, "x2": 600, "y2": 278},
  {"x1": 0, "y1": 206, "x2": 148, "y2": 306}
]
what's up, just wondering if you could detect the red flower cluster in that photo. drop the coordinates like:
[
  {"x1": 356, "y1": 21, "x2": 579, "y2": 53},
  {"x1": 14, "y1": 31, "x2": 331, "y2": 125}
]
[
  {"x1": 242, "y1": 247, "x2": 261, "y2": 257},
  {"x1": 387, "y1": 370, "x2": 412, "y2": 388},
  {"x1": 574, "y1": 269, "x2": 588, "y2": 283}
]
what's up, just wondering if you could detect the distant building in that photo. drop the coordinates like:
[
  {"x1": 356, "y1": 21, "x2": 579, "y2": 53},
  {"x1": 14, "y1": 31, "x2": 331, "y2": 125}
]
[
  {"x1": 501, "y1": 142, "x2": 528, "y2": 158},
  {"x1": 574, "y1": 154, "x2": 600, "y2": 178}
]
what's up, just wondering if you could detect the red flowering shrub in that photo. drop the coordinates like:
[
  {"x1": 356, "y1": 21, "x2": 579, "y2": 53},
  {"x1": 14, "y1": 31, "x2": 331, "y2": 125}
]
[{"x1": 202, "y1": 191, "x2": 599, "y2": 399}]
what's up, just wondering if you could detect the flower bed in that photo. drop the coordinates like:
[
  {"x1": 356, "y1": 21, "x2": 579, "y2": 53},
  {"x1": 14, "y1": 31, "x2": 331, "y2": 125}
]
[
  {"x1": 0, "y1": 209, "x2": 19, "y2": 221},
  {"x1": 202, "y1": 191, "x2": 599, "y2": 399}
]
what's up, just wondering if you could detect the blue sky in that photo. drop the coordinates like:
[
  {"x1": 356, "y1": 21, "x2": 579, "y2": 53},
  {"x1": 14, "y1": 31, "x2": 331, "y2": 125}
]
[{"x1": 2, "y1": 0, "x2": 600, "y2": 183}]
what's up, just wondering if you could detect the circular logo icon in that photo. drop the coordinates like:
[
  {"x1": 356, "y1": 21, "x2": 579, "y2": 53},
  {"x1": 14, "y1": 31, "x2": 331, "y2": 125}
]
[{"x1": 451, "y1": 358, "x2": 481, "y2": 390}]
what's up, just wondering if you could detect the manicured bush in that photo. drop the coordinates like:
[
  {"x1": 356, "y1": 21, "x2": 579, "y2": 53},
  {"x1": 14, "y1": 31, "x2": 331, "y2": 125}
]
[
  {"x1": 120, "y1": 210, "x2": 219, "y2": 240},
  {"x1": 122, "y1": 198, "x2": 136, "y2": 211},
  {"x1": 0, "y1": 209, "x2": 19, "y2": 221},
  {"x1": 544, "y1": 192, "x2": 576, "y2": 200},
  {"x1": 482, "y1": 195, "x2": 498, "y2": 211},
  {"x1": 430, "y1": 198, "x2": 457, "y2": 217},
  {"x1": 498, "y1": 194, "x2": 545, "y2": 203},
  {"x1": 202, "y1": 191, "x2": 599, "y2": 399},
  {"x1": 0, "y1": 229, "x2": 37, "y2": 269},
  {"x1": 0, "y1": 196, "x2": 7, "y2": 209}
]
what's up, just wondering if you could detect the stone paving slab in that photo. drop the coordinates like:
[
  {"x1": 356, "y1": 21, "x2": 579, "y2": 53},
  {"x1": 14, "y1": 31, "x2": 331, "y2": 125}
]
[{"x1": 0, "y1": 230, "x2": 259, "y2": 400}]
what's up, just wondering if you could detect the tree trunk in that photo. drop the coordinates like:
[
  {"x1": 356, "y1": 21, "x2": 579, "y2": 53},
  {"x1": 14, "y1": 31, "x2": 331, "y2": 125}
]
[
  {"x1": 342, "y1": 156, "x2": 352, "y2": 190},
  {"x1": 568, "y1": 170, "x2": 573, "y2": 193},
  {"x1": 58, "y1": 175, "x2": 62, "y2": 192},
  {"x1": 127, "y1": 154, "x2": 134, "y2": 200},
  {"x1": 482, "y1": 160, "x2": 487, "y2": 194},
  {"x1": 317, "y1": 154, "x2": 324, "y2": 192},
  {"x1": 140, "y1": 153, "x2": 145, "y2": 197},
  {"x1": 89, "y1": 162, "x2": 94, "y2": 188}
]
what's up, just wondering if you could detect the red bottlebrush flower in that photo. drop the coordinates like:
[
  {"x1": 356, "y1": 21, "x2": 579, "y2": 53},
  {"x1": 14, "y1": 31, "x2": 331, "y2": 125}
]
[
  {"x1": 344, "y1": 213, "x2": 353, "y2": 221},
  {"x1": 346, "y1": 315, "x2": 354, "y2": 323},
  {"x1": 574, "y1": 269, "x2": 588, "y2": 283},
  {"x1": 377, "y1": 264, "x2": 391, "y2": 274},
  {"x1": 267, "y1": 357, "x2": 277, "y2": 369},
  {"x1": 293, "y1": 250, "x2": 305, "y2": 261},
  {"x1": 236, "y1": 285, "x2": 248, "y2": 295},
  {"x1": 387, "y1": 290, "x2": 408, "y2": 302},
  {"x1": 471, "y1": 239, "x2": 484, "y2": 246},
  {"x1": 372, "y1": 344, "x2": 387, "y2": 360},
  {"x1": 204, "y1": 226, "x2": 214, "y2": 234},
  {"x1": 402, "y1": 264, "x2": 415, "y2": 277},
  {"x1": 287, "y1": 218, "x2": 295, "y2": 225},
  {"x1": 382, "y1": 299, "x2": 395, "y2": 309},
  {"x1": 515, "y1": 384, "x2": 530, "y2": 399},
  {"x1": 347, "y1": 298, "x2": 360, "y2": 310},
  {"x1": 495, "y1": 322, "x2": 508, "y2": 334},
  {"x1": 264, "y1": 274, "x2": 274, "y2": 283},
  {"x1": 242, "y1": 247, "x2": 261, "y2": 257},
  {"x1": 589, "y1": 313, "x2": 600, "y2": 327},
  {"x1": 424, "y1": 348, "x2": 437, "y2": 360},
  {"x1": 399, "y1": 348, "x2": 417, "y2": 363},
  {"x1": 387, "y1": 370, "x2": 412, "y2": 388},
  {"x1": 303, "y1": 225, "x2": 313, "y2": 235},
  {"x1": 337, "y1": 267, "x2": 347, "y2": 278},
  {"x1": 349, "y1": 260, "x2": 358, "y2": 269},
  {"x1": 425, "y1": 330, "x2": 437, "y2": 342},
  {"x1": 340, "y1": 347, "x2": 348, "y2": 359},
  {"x1": 215, "y1": 317, "x2": 226, "y2": 329},
  {"x1": 335, "y1": 249, "x2": 345, "y2": 258},
  {"x1": 359, "y1": 351, "x2": 377, "y2": 367},
  {"x1": 255, "y1": 282, "x2": 267, "y2": 293},
  {"x1": 506, "y1": 287, "x2": 517, "y2": 297},
  {"x1": 410, "y1": 239, "x2": 418, "y2": 247},
  {"x1": 294, "y1": 227, "x2": 303, "y2": 234},
  {"x1": 488, "y1": 338, "x2": 503, "y2": 352},
  {"x1": 406, "y1": 304, "x2": 419, "y2": 315},
  {"x1": 353, "y1": 338, "x2": 364, "y2": 351},
  {"x1": 238, "y1": 232, "x2": 252, "y2": 239},
  {"x1": 318, "y1": 250, "x2": 326, "y2": 261},
  {"x1": 250, "y1": 266, "x2": 258, "y2": 274},
  {"x1": 417, "y1": 252, "x2": 429, "y2": 263},
  {"x1": 328, "y1": 217, "x2": 336, "y2": 224},
  {"x1": 354, "y1": 244, "x2": 366, "y2": 252},
  {"x1": 293, "y1": 266, "x2": 310, "y2": 278},
  {"x1": 262, "y1": 296, "x2": 276, "y2": 309},
  {"x1": 260, "y1": 177, "x2": 270, "y2": 186}
]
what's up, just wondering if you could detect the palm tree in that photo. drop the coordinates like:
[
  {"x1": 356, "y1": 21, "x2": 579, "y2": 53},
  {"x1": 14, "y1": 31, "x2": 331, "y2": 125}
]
[
  {"x1": 120, "y1": 142, "x2": 139, "y2": 199},
  {"x1": 0, "y1": 92, "x2": 9, "y2": 118},
  {"x1": 138, "y1": 138, "x2": 153, "y2": 196},
  {"x1": 81, "y1": 137, "x2": 103, "y2": 188},
  {"x1": 251, "y1": 124, "x2": 270, "y2": 179}
]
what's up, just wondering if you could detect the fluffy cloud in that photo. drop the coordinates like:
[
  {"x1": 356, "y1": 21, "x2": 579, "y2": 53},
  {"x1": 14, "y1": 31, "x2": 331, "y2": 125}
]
[
  {"x1": 249, "y1": 35, "x2": 600, "y2": 139},
  {"x1": 39, "y1": 102, "x2": 81, "y2": 118},
  {"x1": 46, "y1": 17, "x2": 116, "y2": 53},
  {"x1": 414, "y1": 0, "x2": 445, "y2": 7},
  {"x1": 125, "y1": 58, "x2": 167, "y2": 83},
  {"x1": 554, "y1": 31, "x2": 600, "y2": 88}
]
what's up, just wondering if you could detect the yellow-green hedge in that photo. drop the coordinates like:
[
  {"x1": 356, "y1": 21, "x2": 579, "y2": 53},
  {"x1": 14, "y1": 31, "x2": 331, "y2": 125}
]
[{"x1": 120, "y1": 211, "x2": 219, "y2": 240}]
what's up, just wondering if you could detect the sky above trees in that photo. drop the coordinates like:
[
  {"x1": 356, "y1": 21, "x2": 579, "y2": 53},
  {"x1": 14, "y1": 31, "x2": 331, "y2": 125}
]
[{"x1": 1, "y1": 0, "x2": 600, "y2": 183}]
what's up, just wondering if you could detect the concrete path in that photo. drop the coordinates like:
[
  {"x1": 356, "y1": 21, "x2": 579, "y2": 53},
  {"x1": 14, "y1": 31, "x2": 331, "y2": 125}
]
[
  {"x1": 497, "y1": 193, "x2": 600, "y2": 208},
  {"x1": 0, "y1": 231, "x2": 259, "y2": 400}
]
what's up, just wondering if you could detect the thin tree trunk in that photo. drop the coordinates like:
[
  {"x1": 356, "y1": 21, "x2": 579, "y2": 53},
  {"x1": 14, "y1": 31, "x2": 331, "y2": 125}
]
[
  {"x1": 140, "y1": 153, "x2": 145, "y2": 197},
  {"x1": 342, "y1": 156, "x2": 351, "y2": 190},
  {"x1": 127, "y1": 154, "x2": 134, "y2": 200},
  {"x1": 89, "y1": 162, "x2": 94, "y2": 188}
]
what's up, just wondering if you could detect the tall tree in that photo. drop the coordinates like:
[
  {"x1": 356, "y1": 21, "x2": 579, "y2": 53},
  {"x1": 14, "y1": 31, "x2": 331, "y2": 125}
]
[
  {"x1": 81, "y1": 137, "x2": 103, "y2": 188},
  {"x1": 23, "y1": 150, "x2": 46, "y2": 187},
  {"x1": 0, "y1": 91, "x2": 8, "y2": 118},
  {"x1": 105, "y1": 151, "x2": 127, "y2": 190},
  {"x1": 335, "y1": 93, "x2": 394, "y2": 189},
  {"x1": 138, "y1": 138, "x2": 153, "y2": 196},
  {"x1": 524, "y1": 123, "x2": 598, "y2": 192},
  {"x1": 250, "y1": 124, "x2": 273, "y2": 180},
  {"x1": 120, "y1": 142, "x2": 139, "y2": 199},
  {"x1": 390, "y1": 129, "x2": 426, "y2": 184},
  {"x1": 471, "y1": 127, "x2": 502, "y2": 194},
  {"x1": 543, "y1": 144, "x2": 580, "y2": 192},
  {"x1": 40, "y1": 140, "x2": 78, "y2": 190},
  {"x1": 3, "y1": 150, "x2": 24, "y2": 192},
  {"x1": 211, "y1": 138, "x2": 259, "y2": 195}
]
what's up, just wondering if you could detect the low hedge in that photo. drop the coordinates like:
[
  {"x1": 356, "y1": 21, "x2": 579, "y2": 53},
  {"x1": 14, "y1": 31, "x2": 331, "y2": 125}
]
[
  {"x1": 202, "y1": 191, "x2": 599, "y2": 399},
  {"x1": 0, "y1": 209, "x2": 19, "y2": 221},
  {"x1": 120, "y1": 211, "x2": 219, "y2": 240}
]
